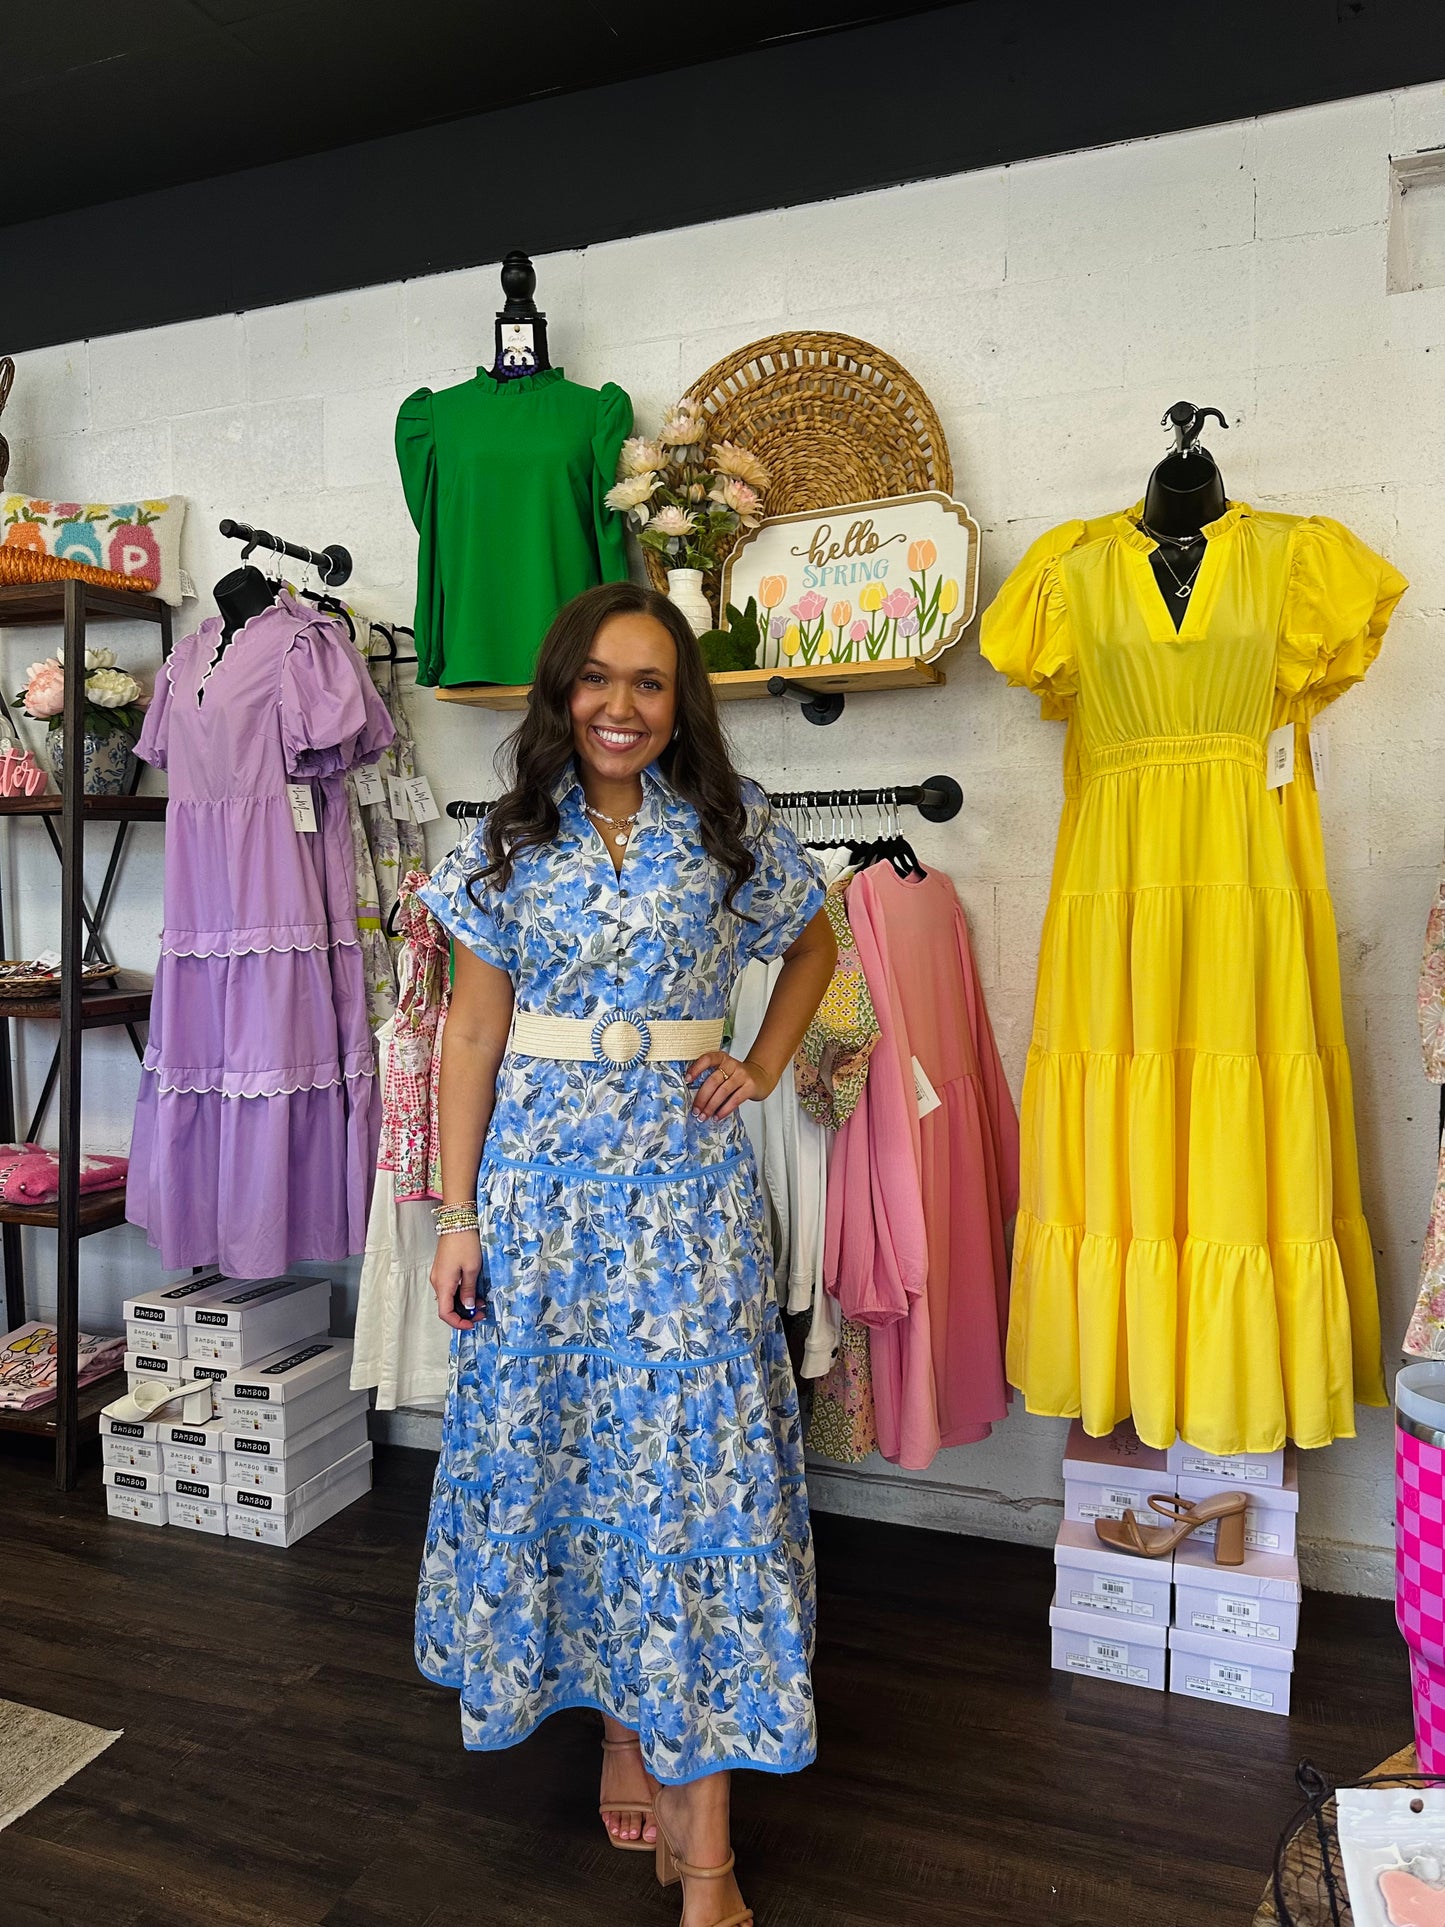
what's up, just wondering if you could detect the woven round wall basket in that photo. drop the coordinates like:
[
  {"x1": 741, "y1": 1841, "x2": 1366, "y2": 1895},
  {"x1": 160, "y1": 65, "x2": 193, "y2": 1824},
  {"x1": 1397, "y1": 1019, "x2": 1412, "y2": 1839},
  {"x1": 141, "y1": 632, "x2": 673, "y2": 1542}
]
[{"x1": 642, "y1": 331, "x2": 953, "y2": 606}]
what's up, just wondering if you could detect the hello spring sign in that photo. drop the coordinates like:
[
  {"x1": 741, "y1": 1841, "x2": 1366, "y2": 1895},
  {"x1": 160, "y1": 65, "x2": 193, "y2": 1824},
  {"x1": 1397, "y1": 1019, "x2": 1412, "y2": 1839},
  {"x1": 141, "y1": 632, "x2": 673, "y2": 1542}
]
[{"x1": 720, "y1": 490, "x2": 980, "y2": 669}]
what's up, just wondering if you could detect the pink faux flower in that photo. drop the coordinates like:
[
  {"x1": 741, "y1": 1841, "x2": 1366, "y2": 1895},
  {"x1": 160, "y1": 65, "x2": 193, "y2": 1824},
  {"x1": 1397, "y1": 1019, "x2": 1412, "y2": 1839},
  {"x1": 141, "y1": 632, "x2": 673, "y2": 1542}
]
[
  {"x1": 790, "y1": 591, "x2": 826, "y2": 621},
  {"x1": 23, "y1": 661, "x2": 65, "y2": 719},
  {"x1": 880, "y1": 588, "x2": 918, "y2": 621}
]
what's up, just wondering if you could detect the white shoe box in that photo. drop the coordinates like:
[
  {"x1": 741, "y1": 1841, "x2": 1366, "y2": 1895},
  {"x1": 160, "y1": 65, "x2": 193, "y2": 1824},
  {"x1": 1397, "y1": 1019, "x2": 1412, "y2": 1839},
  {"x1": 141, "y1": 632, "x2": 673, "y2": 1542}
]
[
  {"x1": 1062, "y1": 1419, "x2": 1176, "y2": 1525},
  {"x1": 101, "y1": 1409, "x2": 163, "y2": 1444},
  {"x1": 1173, "y1": 1539, "x2": 1302, "y2": 1649},
  {"x1": 125, "y1": 1320, "x2": 187, "y2": 1360},
  {"x1": 105, "y1": 1484, "x2": 169, "y2": 1526},
  {"x1": 225, "y1": 1440, "x2": 373, "y2": 1547},
  {"x1": 184, "y1": 1278, "x2": 333, "y2": 1367},
  {"x1": 1168, "y1": 1624, "x2": 1294, "y2": 1715},
  {"x1": 101, "y1": 1435, "x2": 165, "y2": 1474},
  {"x1": 1175, "y1": 1452, "x2": 1299, "y2": 1556},
  {"x1": 124, "y1": 1348, "x2": 188, "y2": 1387},
  {"x1": 225, "y1": 1408, "x2": 369, "y2": 1495},
  {"x1": 1053, "y1": 1519, "x2": 1173, "y2": 1629},
  {"x1": 160, "y1": 1417, "x2": 228, "y2": 1481},
  {"x1": 103, "y1": 1464, "x2": 165, "y2": 1497},
  {"x1": 1048, "y1": 1595, "x2": 1168, "y2": 1691},
  {"x1": 164, "y1": 1468, "x2": 227, "y2": 1507},
  {"x1": 168, "y1": 1492, "x2": 227, "y2": 1535},
  {"x1": 1166, "y1": 1439, "x2": 1287, "y2": 1488},
  {"x1": 122, "y1": 1271, "x2": 227, "y2": 1330},
  {"x1": 218, "y1": 1337, "x2": 356, "y2": 1440}
]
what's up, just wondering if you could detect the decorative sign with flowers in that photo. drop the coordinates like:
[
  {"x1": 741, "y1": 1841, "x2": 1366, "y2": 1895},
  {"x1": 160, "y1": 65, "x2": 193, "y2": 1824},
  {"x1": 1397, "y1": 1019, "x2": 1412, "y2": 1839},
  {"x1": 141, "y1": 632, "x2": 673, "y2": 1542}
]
[{"x1": 720, "y1": 491, "x2": 980, "y2": 669}]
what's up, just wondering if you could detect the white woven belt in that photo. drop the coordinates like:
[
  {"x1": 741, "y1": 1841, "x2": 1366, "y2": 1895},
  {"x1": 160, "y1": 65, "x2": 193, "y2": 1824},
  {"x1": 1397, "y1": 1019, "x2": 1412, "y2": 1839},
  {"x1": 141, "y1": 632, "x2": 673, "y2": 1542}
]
[{"x1": 510, "y1": 1009, "x2": 724, "y2": 1070}]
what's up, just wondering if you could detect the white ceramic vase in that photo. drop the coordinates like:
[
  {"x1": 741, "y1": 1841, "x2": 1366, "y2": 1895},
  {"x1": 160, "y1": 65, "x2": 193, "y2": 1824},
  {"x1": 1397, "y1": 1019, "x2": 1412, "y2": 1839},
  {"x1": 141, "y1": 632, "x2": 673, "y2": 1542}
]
[{"x1": 665, "y1": 568, "x2": 713, "y2": 637}]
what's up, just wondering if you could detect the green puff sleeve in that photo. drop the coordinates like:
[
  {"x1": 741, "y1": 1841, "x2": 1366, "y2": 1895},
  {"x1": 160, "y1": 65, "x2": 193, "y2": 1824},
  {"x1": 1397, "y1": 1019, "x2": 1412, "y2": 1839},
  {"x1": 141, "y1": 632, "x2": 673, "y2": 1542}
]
[
  {"x1": 395, "y1": 388, "x2": 444, "y2": 687},
  {"x1": 591, "y1": 381, "x2": 634, "y2": 585}
]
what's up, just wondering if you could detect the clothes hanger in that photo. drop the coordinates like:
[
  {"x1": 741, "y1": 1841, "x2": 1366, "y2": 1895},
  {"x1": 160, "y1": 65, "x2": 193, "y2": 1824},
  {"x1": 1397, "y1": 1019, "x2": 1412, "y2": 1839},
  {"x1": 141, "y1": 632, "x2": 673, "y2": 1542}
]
[{"x1": 298, "y1": 558, "x2": 358, "y2": 642}]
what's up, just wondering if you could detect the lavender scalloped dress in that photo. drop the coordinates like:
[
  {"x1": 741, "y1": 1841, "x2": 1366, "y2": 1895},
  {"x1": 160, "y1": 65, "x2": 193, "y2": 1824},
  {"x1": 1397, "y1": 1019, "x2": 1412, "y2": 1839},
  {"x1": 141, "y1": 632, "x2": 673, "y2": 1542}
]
[{"x1": 126, "y1": 590, "x2": 395, "y2": 1279}]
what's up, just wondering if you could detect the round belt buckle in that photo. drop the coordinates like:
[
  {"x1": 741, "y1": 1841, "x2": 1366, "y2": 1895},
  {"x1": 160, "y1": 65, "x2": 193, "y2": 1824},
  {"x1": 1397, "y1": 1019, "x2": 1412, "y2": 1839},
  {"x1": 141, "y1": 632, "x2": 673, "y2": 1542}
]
[{"x1": 591, "y1": 1009, "x2": 652, "y2": 1069}]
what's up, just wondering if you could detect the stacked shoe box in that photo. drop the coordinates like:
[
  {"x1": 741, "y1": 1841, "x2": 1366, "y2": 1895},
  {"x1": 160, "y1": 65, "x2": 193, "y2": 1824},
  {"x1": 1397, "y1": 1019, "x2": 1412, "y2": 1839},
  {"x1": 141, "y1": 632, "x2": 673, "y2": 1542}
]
[
  {"x1": 220, "y1": 1335, "x2": 371, "y2": 1545},
  {"x1": 1164, "y1": 1439, "x2": 1301, "y2": 1717},
  {"x1": 1050, "y1": 1422, "x2": 1175, "y2": 1690}
]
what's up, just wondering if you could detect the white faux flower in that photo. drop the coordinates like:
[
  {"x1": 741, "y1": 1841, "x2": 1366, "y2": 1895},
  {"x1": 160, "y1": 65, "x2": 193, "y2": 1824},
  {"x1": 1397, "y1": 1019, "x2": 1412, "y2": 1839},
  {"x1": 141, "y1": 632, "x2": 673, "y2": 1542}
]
[
  {"x1": 647, "y1": 505, "x2": 696, "y2": 538},
  {"x1": 85, "y1": 668, "x2": 140, "y2": 708},
  {"x1": 605, "y1": 473, "x2": 658, "y2": 522},
  {"x1": 710, "y1": 441, "x2": 771, "y2": 492},
  {"x1": 659, "y1": 404, "x2": 707, "y2": 447},
  {"x1": 56, "y1": 645, "x2": 116, "y2": 670},
  {"x1": 618, "y1": 437, "x2": 666, "y2": 478}
]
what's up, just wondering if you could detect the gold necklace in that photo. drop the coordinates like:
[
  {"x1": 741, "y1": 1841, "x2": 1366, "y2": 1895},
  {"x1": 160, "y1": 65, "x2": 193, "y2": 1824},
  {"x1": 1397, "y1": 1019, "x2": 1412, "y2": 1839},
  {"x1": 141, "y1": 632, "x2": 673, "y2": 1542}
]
[{"x1": 585, "y1": 802, "x2": 642, "y2": 848}]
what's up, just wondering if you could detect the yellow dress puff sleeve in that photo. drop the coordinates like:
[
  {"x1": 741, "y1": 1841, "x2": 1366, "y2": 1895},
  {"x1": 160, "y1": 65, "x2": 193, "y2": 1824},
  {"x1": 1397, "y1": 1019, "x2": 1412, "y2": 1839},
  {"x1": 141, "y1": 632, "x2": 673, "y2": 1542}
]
[
  {"x1": 978, "y1": 522, "x2": 1086, "y2": 722},
  {"x1": 1278, "y1": 515, "x2": 1408, "y2": 722}
]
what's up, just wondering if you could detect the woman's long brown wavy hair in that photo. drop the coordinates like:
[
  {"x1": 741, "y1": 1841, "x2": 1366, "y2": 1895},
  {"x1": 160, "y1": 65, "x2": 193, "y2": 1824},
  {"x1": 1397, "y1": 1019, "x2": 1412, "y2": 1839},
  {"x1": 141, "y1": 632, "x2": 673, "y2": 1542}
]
[{"x1": 468, "y1": 581, "x2": 758, "y2": 918}]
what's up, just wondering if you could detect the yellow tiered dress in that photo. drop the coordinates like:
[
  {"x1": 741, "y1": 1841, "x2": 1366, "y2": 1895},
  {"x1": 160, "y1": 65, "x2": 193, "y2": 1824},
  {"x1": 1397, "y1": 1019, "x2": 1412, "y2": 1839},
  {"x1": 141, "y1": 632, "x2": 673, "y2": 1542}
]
[{"x1": 981, "y1": 502, "x2": 1405, "y2": 1454}]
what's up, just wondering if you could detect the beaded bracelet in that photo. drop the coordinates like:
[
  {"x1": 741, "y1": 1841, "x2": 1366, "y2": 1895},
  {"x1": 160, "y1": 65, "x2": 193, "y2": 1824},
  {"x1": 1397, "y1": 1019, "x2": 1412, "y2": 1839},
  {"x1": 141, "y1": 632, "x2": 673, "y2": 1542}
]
[{"x1": 433, "y1": 1203, "x2": 480, "y2": 1235}]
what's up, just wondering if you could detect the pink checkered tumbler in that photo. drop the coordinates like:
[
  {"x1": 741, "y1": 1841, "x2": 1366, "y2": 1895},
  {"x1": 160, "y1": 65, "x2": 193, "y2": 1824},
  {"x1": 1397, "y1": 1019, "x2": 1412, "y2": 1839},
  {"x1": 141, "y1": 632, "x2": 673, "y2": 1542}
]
[{"x1": 1395, "y1": 1363, "x2": 1445, "y2": 1771}]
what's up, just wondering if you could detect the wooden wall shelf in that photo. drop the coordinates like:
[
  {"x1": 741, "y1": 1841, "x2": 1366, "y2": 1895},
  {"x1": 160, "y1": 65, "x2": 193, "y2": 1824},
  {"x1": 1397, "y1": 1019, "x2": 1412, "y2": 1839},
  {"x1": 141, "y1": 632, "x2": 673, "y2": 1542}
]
[{"x1": 434, "y1": 655, "x2": 947, "y2": 714}]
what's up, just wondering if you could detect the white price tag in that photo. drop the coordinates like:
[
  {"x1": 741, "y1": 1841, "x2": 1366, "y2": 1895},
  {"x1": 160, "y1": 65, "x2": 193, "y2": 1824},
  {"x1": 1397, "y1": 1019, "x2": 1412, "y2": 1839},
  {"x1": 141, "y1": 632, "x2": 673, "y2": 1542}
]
[
  {"x1": 1265, "y1": 724, "x2": 1295, "y2": 789},
  {"x1": 386, "y1": 775, "x2": 414, "y2": 822},
  {"x1": 286, "y1": 783, "x2": 318, "y2": 834},
  {"x1": 353, "y1": 765, "x2": 386, "y2": 808},
  {"x1": 1210, "y1": 1659, "x2": 1252, "y2": 1687},
  {"x1": 1094, "y1": 1574, "x2": 1135, "y2": 1601},
  {"x1": 911, "y1": 1055, "x2": 942, "y2": 1119},
  {"x1": 1309, "y1": 723, "x2": 1330, "y2": 789},
  {"x1": 404, "y1": 775, "x2": 440, "y2": 824},
  {"x1": 1218, "y1": 1594, "x2": 1260, "y2": 1623},
  {"x1": 33, "y1": 949, "x2": 62, "y2": 970}
]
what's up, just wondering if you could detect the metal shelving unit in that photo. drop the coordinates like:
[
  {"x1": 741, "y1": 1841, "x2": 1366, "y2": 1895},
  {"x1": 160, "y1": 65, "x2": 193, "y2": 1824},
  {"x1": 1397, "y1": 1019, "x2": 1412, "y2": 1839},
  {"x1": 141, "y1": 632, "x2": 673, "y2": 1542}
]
[{"x1": 0, "y1": 580, "x2": 172, "y2": 1487}]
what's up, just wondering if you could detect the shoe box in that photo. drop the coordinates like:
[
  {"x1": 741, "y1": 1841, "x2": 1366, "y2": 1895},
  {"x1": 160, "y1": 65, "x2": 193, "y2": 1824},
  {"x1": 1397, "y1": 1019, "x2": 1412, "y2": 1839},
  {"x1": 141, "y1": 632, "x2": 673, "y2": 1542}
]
[
  {"x1": 1052, "y1": 1431, "x2": 1301, "y2": 1709},
  {"x1": 226, "y1": 1440, "x2": 374, "y2": 1547},
  {"x1": 224, "y1": 1405, "x2": 370, "y2": 1495},
  {"x1": 1168, "y1": 1623, "x2": 1294, "y2": 1716},
  {"x1": 217, "y1": 1336, "x2": 357, "y2": 1439},
  {"x1": 1061, "y1": 1420, "x2": 1176, "y2": 1526},
  {"x1": 160, "y1": 1417, "x2": 228, "y2": 1481},
  {"x1": 122, "y1": 1270, "x2": 228, "y2": 1362},
  {"x1": 183, "y1": 1278, "x2": 334, "y2": 1367}
]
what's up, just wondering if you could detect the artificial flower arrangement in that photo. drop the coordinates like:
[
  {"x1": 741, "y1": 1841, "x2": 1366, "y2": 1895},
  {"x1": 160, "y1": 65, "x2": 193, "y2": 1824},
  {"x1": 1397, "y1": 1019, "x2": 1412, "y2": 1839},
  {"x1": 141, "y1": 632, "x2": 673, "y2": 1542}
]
[
  {"x1": 605, "y1": 399, "x2": 772, "y2": 578},
  {"x1": 15, "y1": 647, "x2": 146, "y2": 740}
]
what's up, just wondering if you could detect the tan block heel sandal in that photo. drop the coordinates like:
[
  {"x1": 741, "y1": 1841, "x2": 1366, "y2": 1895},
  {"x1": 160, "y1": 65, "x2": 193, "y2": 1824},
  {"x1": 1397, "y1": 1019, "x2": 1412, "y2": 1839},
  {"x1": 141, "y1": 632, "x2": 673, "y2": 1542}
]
[
  {"x1": 1094, "y1": 1489, "x2": 1249, "y2": 1566},
  {"x1": 654, "y1": 1811, "x2": 754, "y2": 1927},
  {"x1": 598, "y1": 1735, "x2": 655, "y2": 1852}
]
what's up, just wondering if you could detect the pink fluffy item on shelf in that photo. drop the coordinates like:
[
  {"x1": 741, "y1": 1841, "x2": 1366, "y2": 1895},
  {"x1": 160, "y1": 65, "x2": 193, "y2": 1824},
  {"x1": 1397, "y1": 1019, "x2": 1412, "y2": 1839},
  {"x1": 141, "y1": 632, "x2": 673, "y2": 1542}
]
[
  {"x1": 0, "y1": 746, "x2": 45, "y2": 796},
  {"x1": 0, "y1": 1142, "x2": 127, "y2": 1203}
]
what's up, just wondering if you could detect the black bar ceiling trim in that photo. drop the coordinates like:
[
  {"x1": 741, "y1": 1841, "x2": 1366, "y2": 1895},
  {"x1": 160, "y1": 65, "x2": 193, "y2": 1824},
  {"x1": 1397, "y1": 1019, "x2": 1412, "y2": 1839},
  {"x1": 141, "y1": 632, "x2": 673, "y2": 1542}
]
[{"x1": 4, "y1": 0, "x2": 1445, "y2": 352}]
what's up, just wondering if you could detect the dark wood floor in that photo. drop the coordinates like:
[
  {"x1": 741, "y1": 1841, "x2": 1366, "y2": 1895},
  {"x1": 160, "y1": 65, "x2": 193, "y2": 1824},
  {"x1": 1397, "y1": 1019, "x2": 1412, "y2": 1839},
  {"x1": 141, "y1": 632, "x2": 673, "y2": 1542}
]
[{"x1": 0, "y1": 1440, "x2": 1409, "y2": 1927}]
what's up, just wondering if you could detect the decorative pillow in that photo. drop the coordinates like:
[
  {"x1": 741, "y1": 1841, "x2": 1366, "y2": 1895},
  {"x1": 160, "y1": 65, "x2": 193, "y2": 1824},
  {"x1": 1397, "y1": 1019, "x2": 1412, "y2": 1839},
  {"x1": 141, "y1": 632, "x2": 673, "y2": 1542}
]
[
  {"x1": 1, "y1": 494, "x2": 187, "y2": 605},
  {"x1": 0, "y1": 1143, "x2": 128, "y2": 1203}
]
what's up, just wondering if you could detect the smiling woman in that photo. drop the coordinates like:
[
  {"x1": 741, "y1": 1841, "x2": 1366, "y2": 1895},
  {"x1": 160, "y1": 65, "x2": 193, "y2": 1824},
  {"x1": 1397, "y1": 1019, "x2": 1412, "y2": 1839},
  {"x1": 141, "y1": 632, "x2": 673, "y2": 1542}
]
[{"x1": 414, "y1": 580, "x2": 837, "y2": 1927}]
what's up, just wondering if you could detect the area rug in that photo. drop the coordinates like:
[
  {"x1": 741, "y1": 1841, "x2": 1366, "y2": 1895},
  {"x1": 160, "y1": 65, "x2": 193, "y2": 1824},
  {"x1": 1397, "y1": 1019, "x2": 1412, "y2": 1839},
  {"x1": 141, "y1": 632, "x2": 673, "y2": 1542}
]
[{"x1": 0, "y1": 1697, "x2": 121, "y2": 1831}]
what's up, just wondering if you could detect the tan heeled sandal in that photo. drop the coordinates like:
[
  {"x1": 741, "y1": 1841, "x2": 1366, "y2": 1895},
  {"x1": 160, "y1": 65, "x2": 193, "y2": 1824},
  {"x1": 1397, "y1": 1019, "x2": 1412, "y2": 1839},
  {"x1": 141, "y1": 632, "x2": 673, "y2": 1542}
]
[
  {"x1": 654, "y1": 1809, "x2": 753, "y2": 1927},
  {"x1": 598, "y1": 1735, "x2": 656, "y2": 1853},
  {"x1": 1094, "y1": 1489, "x2": 1248, "y2": 1566}
]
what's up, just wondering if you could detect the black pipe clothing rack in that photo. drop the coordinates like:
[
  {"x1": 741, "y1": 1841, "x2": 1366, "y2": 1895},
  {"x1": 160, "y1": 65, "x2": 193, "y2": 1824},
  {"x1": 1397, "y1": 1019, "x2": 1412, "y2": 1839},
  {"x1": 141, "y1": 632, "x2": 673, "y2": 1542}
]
[
  {"x1": 218, "y1": 518, "x2": 353, "y2": 587},
  {"x1": 446, "y1": 776, "x2": 963, "y2": 823}
]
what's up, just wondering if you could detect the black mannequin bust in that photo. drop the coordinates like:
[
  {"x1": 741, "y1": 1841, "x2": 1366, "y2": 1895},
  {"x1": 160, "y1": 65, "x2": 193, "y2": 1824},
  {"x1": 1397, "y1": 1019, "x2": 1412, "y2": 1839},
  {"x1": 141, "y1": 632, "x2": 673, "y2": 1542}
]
[
  {"x1": 1140, "y1": 402, "x2": 1228, "y2": 627},
  {"x1": 489, "y1": 251, "x2": 552, "y2": 382},
  {"x1": 210, "y1": 565, "x2": 279, "y2": 679}
]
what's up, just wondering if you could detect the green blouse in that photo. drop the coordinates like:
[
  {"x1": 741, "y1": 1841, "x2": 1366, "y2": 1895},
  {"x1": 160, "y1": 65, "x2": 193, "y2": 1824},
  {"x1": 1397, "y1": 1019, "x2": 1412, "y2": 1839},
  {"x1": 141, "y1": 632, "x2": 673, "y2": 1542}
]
[{"x1": 395, "y1": 368, "x2": 633, "y2": 687}]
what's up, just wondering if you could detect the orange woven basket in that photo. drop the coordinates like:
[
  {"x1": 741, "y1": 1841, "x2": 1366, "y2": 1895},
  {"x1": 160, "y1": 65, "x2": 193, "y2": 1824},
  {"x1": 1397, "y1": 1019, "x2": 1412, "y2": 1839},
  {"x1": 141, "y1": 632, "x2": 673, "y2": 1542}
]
[{"x1": 0, "y1": 547, "x2": 155, "y2": 594}]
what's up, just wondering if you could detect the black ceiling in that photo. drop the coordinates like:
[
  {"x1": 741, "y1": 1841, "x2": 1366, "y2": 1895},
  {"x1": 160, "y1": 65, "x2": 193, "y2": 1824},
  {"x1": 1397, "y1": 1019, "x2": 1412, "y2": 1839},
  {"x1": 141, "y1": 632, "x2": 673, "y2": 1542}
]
[
  {"x1": 0, "y1": 0, "x2": 956, "y2": 223},
  {"x1": 5, "y1": 0, "x2": 1445, "y2": 351}
]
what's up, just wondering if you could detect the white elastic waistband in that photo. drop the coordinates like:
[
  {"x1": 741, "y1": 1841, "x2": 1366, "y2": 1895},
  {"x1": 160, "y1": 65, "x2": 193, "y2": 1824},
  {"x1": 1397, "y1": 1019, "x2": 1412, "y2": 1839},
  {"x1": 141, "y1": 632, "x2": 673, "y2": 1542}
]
[{"x1": 509, "y1": 1009, "x2": 724, "y2": 1069}]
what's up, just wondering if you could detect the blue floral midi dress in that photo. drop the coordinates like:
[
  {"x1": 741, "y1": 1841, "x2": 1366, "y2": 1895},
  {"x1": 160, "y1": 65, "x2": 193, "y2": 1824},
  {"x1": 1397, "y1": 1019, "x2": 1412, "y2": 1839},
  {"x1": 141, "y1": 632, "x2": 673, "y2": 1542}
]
[{"x1": 415, "y1": 760, "x2": 826, "y2": 1783}]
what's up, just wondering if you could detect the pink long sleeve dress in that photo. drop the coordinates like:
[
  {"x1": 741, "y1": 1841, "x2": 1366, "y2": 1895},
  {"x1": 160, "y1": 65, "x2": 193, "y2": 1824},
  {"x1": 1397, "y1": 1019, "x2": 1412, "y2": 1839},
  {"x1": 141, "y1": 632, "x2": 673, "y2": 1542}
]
[{"x1": 824, "y1": 863, "x2": 1020, "y2": 1469}]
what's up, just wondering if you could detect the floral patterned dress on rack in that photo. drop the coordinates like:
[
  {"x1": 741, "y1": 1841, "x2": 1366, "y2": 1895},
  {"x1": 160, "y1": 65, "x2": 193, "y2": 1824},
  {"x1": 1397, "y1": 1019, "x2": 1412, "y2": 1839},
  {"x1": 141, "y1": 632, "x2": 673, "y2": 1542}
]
[{"x1": 414, "y1": 760, "x2": 825, "y2": 1784}]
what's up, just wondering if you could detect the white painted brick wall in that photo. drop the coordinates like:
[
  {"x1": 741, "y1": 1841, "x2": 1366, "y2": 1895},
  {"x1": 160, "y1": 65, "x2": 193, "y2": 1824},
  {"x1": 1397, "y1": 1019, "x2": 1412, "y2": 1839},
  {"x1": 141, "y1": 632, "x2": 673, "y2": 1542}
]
[{"x1": 6, "y1": 81, "x2": 1445, "y2": 1594}]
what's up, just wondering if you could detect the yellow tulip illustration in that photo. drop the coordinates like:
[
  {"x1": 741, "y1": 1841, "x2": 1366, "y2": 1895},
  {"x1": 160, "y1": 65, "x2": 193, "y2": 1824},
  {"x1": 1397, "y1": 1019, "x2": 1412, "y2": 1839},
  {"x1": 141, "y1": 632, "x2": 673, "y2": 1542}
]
[
  {"x1": 938, "y1": 577, "x2": 960, "y2": 615},
  {"x1": 907, "y1": 538, "x2": 937, "y2": 571},
  {"x1": 817, "y1": 633, "x2": 833, "y2": 660},
  {"x1": 758, "y1": 574, "x2": 787, "y2": 610},
  {"x1": 859, "y1": 582, "x2": 885, "y2": 613},
  {"x1": 782, "y1": 623, "x2": 802, "y2": 657},
  {"x1": 830, "y1": 599, "x2": 851, "y2": 629}
]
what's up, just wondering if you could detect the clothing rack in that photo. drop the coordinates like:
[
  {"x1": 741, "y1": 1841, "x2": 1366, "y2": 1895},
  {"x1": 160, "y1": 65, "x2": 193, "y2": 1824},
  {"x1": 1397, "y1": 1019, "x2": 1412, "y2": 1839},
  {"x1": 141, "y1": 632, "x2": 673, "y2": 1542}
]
[
  {"x1": 217, "y1": 518, "x2": 352, "y2": 587},
  {"x1": 446, "y1": 776, "x2": 963, "y2": 823}
]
